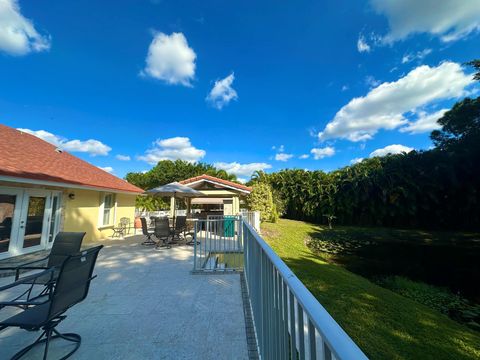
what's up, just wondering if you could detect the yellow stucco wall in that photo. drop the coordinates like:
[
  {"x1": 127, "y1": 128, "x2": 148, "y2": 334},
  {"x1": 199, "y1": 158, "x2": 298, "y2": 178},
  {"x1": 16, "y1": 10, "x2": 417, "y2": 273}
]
[{"x1": 63, "y1": 189, "x2": 137, "y2": 242}]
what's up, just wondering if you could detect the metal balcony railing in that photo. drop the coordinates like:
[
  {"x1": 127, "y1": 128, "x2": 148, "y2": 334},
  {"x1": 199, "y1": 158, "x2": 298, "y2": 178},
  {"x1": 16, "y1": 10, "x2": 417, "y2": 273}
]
[{"x1": 192, "y1": 217, "x2": 368, "y2": 359}]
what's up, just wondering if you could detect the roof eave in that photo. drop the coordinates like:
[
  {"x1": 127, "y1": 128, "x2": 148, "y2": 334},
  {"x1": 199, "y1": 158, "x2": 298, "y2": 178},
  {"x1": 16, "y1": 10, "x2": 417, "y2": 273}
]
[{"x1": 0, "y1": 175, "x2": 144, "y2": 195}]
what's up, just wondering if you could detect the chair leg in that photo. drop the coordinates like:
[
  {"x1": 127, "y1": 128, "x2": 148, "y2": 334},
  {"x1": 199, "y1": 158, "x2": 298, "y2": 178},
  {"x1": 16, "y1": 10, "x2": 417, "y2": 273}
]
[
  {"x1": 141, "y1": 234, "x2": 156, "y2": 245},
  {"x1": 43, "y1": 328, "x2": 52, "y2": 360},
  {"x1": 11, "y1": 325, "x2": 81, "y2": 360}
]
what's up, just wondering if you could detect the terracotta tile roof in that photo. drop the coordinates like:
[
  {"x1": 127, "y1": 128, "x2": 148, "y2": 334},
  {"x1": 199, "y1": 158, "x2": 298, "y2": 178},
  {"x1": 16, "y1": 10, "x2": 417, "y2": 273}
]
[
  {"x1": 0, "y1": 125, "x2": 143, "y2": 194},
  {"x1": 179, "y1": 174, "x2": 252, "y2": 192}
]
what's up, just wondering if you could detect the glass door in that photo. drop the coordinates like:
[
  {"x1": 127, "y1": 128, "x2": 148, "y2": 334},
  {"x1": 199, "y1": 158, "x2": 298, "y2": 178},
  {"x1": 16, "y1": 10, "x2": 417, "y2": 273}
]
[
  {"x1": 18, "y1": 190, "x2": 52, "y2": 253},
  {"x1": 0, "y1": 188, "x2": 23, "y2": 259},
  {"x1": 47, "y1": 192, "x2": 62, "y2": 248}
]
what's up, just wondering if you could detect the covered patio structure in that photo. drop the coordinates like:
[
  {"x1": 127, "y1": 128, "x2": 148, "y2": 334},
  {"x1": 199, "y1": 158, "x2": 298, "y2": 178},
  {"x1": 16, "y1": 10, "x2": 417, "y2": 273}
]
[{"x1": 176, "y1": 175, "x2": 252, "y2": 218}]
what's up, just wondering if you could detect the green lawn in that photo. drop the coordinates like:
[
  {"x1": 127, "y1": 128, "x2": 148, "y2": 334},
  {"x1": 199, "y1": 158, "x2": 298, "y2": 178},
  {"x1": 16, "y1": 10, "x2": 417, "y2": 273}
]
[{"x1": 261, "y1": 219, "x2": 480, "y2": 360}]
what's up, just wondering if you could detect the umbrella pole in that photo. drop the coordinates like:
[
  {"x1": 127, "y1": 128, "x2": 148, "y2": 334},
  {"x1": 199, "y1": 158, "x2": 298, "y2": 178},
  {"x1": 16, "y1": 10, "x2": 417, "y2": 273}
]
[{"x1": 172, "y1": 193, "x2": 176, "y2": 232}]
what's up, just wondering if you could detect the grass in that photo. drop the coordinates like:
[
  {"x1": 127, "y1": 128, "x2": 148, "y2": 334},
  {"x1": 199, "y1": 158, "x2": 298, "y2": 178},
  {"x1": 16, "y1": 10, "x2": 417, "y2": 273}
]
[{"x1": 261, "y1": 219, "x2": 480, "y2": 360}]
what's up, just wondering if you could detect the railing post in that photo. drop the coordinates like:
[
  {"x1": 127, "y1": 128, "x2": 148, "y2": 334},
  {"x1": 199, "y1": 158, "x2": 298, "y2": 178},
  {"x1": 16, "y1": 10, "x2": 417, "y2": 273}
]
[{"x1": 193, "y1": 220, "x2": 197, "y2": 271}]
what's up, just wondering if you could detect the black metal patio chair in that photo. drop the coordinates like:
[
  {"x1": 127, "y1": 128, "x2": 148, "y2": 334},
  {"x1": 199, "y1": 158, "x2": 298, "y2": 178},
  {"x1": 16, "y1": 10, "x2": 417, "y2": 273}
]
[
  {"x1": 172, "y1": 216, "x2": 187, "y2": 243},
  {"x1": 140, "y1": 217, "x2": 155, "y2": 245},
  {"x1": 154, "y1": 217, "x2": 172, "y2": 249},
  {"x1": 0, "y1": 232, "x2": 85, "y2": 308},
  {"x1": 0, "y1": 245, "x2": 103, "y2": 360}
]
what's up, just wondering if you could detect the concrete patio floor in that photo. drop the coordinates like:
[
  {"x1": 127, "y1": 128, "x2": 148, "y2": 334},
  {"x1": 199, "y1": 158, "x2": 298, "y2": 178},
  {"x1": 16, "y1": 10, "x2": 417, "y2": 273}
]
[{"x1": 0, "y1": 236, "x2": 249, "y2": 359}]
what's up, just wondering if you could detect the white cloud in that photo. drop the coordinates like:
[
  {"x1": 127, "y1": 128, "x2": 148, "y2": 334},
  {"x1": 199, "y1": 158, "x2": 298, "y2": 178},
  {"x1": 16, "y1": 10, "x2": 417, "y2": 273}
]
[
  {"x1": 138, "y1": 136, "x2": 205, "y2": 164},
  {"x1": 141, "y1": 32, "x2": 196, "y2": 86},
  {"x1": 370, "y1": 0, "x2": 480, "y2": 43},
  {"x1": 350, "y1": 157, "x2": 364, "y2": 164},
  {"x1": 115, "y1": 154, "x2": 131, "y2": 161},
  {"x1": 311, "y1": 147, "x2": 335, "y2": 160},
  {"x1": 18, "y1": 128, "x2": 111, "y2": 156},
  {"x1": 206, "y1": 73, "x2": 238, "y2": 109},
  {"x1": 399, "y1": 108, "x2": 447, "y2": 134},
  {"x1": 357, "y1": 34, "x2": 371, "y2": 52},
  {"x1": 402, "y1": 48, "x2": 432, "y2": 64},
  {"x1": 370, "y1": 144, "x2": 414, "y2": 157},
  {"x1": 318, "y1": 62, "x2": 473, "y2": 142},
  {"x1": 341, "y1": 85, "x2": 349, "y2": 92},
  {"x1": 299, "y1": 154, "x2": 309, "y2": 159},
  {"x1": 275, "y1": 153, "x2": 293, "y2": 162},
  {"x1": 214, "y1": 162, "x2": 272, "y2": 178},
  {"x1": 0, "y1": 0, "x2": 50, "y2": 55},
  {"x1": 98, "y1": 166, "x2": 114, "y2": 173}
]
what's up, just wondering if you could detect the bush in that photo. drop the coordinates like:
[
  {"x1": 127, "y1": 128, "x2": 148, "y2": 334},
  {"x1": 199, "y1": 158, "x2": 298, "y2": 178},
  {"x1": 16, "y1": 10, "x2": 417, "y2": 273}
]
[
  {"x1": 376, "y1": 276, "x2": 480, "y2": 330},
  {"x1": 247, "y1": 182, "x2": 276, "y2": 222}
]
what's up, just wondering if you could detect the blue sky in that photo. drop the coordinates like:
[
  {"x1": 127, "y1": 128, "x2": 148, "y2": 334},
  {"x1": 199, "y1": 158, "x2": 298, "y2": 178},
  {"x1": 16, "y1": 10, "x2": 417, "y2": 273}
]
[{"x1": 1, "y1": 0, "x2": 479, "y2": 181}]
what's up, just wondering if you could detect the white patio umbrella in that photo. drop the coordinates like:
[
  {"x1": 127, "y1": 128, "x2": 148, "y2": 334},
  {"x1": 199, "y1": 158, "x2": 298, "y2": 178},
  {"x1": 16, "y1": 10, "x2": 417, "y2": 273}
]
[{"x1": 145, "y1": 182, "x2": 202, "y2": 226}]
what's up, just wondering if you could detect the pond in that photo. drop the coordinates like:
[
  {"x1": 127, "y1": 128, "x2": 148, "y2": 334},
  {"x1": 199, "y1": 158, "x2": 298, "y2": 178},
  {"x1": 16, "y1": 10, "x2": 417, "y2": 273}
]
[{"x1": 307, "y1": 227, "x2": 480, "y2": 302}]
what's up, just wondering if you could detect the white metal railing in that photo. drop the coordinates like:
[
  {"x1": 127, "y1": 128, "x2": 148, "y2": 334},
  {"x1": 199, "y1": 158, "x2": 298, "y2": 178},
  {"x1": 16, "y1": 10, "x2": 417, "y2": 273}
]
[
  {"x1": 242, "y1": 221, "x2": 368, "y2": 360},
  {"x1": 192, "y1": 217, "x2": 243, "y2": 272},
  {"x1": 240, "y1": 210, "x2": 261, "y2": 233}
]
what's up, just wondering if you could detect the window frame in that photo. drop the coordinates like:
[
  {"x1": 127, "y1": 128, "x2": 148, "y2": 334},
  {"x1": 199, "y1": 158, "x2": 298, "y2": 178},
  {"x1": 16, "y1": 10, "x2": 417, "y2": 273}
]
[{"x1": 98, "y1": 193, "x2": 117, "y2": 228}]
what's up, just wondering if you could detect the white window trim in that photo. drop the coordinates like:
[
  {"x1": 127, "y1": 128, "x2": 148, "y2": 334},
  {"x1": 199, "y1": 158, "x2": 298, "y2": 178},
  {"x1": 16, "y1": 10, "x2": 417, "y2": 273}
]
[{"x1": 98, "y1": 193, "x2": 117, "y2": 228}]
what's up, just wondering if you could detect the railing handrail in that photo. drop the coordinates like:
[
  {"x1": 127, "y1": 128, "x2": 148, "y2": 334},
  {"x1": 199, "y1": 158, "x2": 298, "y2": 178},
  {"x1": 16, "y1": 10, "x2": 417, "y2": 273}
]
[{"x1": 243, "y1": 221, "x2": 368, "y2": 360}]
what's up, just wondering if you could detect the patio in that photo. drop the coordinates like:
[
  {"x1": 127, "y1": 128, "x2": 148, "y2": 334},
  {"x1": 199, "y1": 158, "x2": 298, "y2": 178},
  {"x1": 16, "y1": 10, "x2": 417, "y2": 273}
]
[{"x1": 0, "y1": 236, "x2": 249, "y2": 359}]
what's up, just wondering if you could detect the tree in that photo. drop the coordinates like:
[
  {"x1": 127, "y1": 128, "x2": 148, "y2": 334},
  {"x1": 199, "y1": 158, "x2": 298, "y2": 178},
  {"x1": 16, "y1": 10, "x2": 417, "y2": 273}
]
[
  {"x1": 125, "y1": 160, "x2": 238, "y2": 190},
  {"x1": 247, "y1": 182, "x2": 276, "y2": 222},
  {"x1": 466, "y1": 59, "x2": 480, "y2": 81},
  {"x1": 430, "y1": 97, "x2": 480, "y2": 150}
]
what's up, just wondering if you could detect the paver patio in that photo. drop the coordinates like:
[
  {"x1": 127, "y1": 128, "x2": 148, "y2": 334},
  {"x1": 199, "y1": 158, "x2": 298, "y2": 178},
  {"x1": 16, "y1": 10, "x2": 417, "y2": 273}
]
[{"x1": 0, "y1": 236, "x2": 249, "y2": 359}]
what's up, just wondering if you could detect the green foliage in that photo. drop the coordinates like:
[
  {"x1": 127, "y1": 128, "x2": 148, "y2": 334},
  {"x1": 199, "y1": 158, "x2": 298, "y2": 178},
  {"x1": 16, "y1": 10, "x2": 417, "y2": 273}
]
[
  {"x1": 377, "y1": 276, "x2": 480, "y2": 331},
  {"x1": 262, "y1": 219, "x2": 480, "y2": 360},
  {"x1": 247, "y1": 182, "x2": 276, "y2": 222},
  {"x1": 135, "y1": 195, "x2": 169, "y2": 211},
  {"x1": 125, "y1": 160, "x2": 238, "y2": 190},
  {"x1": 466, "y1": 59, "x2": 480, "y2": 81}
]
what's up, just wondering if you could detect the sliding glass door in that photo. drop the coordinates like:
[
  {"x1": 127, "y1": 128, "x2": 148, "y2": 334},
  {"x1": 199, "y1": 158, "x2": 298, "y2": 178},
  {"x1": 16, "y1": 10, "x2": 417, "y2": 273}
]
[
  {"x1": 0, "y1": 188, "x2": 23, "y2": 258},
  {"x1": 0, "y1": 187, "x2": 62, "y2": 259}
]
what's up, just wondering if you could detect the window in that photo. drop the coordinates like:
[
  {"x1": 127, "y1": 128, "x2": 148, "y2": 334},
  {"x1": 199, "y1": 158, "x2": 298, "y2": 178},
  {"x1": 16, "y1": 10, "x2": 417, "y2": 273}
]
[{"x1": 101, "y1": 194, "x2": 115, "y2": 226}]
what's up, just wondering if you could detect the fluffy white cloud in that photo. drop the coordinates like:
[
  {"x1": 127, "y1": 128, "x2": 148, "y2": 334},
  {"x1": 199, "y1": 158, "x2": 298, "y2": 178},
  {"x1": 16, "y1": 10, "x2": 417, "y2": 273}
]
[
  {"x1": 141, "y1": 32, "x2": 196, "y2": 86},
  {"x1": 115, "y1": 154, "x2": 131, "y2": 161},
  {"x1": 206, "y1": 73, "x2": 238, "y2": 109},
  {"x1": 401, "y1": 48, "x2": 432, "y2": 64},
  {"x1": 311, "y1": 147, "x2": 335, "y2": 160},
  {"x1": 399, "y1": 108, "x2": 447, "y2": 134},
  {"x1": 275, "y1": 153, "x2": 293, "y2": 162},
  {"x1": 350, "y1": 157, "x2": 364, "y2": 164},
  {"x1": 357, "y1": 34, "x2": 371, "y2": 52},
  {"x1": 138, "y1": 136, "x2": 205, "y2": 164},
  {"x1": 299, "y1": 154, "x2": 309, "y2": 159},
  {"x1": 0, "y1": 0, "x2": 50, "y2": 55},
  {"x1": 318, "y1": 62, "x2": 473, "y2": 142},
  {"x1": 370, "y1": 144, "x2": 414, "y2": 157},
  {"x1": 370, "y1": 0, "x2": 480, "y2": 43},
  {"x1": 214, "y1": 162, "x2": 272, "y2": 178},
  {"x1": 18, "y1": 128, "x2": 111, "y2": 156},
  {"x1": 98, "y1": 166, "x2": 114, "y2": 173}
]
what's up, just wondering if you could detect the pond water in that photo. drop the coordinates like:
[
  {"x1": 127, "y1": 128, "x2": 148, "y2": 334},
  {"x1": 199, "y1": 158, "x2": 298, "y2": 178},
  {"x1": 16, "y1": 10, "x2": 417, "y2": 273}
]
[{"x1": 308, "y1": 232, "x2": 480, "y2": 302}]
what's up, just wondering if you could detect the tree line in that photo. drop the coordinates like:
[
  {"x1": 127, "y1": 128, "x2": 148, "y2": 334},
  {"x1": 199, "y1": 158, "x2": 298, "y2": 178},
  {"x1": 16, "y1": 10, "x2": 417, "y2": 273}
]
[{"x1": 248, "y1": 61, "x2": 480, "y2": 230}]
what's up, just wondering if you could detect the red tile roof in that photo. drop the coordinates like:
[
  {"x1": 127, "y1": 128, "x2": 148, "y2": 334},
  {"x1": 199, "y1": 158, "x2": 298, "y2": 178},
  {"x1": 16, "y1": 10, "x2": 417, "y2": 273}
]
[
  {"x1": 0, "y1": 125, "x2": 143, "y2": 194},
  {"x1": 179, "y1": 174, "x2": 252, "y2": 192}
]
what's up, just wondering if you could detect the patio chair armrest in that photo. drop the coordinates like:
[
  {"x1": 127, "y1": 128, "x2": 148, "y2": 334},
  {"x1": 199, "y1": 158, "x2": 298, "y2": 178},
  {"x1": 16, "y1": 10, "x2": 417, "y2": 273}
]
[
  {"x1": 16, "y1": 255, "x2": 50, "y2": 268},
  {"x1": 0, "y1": 255, "x2": 49, "y2": 272},
  {"x1": 0, "y1": 268, "x2": 55, "y2": 292}
]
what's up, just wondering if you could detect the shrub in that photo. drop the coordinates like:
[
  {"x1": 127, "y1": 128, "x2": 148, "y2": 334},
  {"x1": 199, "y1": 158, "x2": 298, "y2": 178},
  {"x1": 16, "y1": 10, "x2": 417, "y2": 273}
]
[{"x1": 247, "y1": 182, "x2": 276, "y2": 222}]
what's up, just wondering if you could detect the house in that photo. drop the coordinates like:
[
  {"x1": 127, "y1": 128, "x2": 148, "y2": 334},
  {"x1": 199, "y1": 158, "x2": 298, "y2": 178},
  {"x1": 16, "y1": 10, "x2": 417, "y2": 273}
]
[
  {"x1": 179, "y1": 174, "x2": 251, "y2": 216},
  {"x1": 0, "y1": 124, "x2": 143, "y2": 259}
]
